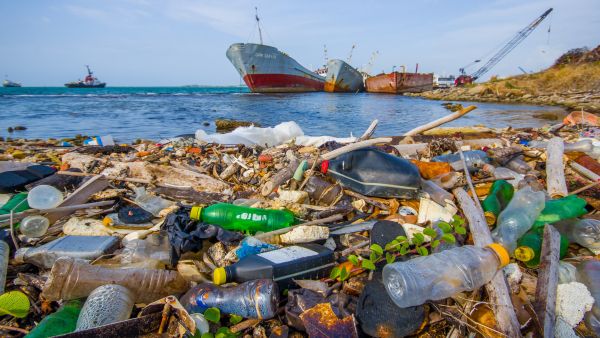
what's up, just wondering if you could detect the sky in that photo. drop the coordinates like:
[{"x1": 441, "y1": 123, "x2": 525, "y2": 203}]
[{"x1": 1, "y1": 0, "x2": 599, "y2": 86}]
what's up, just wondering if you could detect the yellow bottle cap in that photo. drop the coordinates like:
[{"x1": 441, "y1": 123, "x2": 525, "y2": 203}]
[
  {"x1": 190, "y1": 206, "x2": 203, "y2": 220},
  {"x1": 487, "y1": 243, "x2": 510, "y2": 268},
  {"x1": 514, "y1": 246, "x2": 535, "y2": 262},
  {"x1": 213, "y1": 267, "x2": 227, "y2": 285},
  {"x1": 483, "y1": 211, "x2": 496, "y2": 226}
]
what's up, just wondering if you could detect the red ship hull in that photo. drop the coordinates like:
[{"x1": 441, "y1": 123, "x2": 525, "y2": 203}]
[
  {"x1": 243, "y1": 74, "x2": 324, "y2": 93},
  {"x1": 366, "y1": 72, "x2": 433, "y2": 94}
]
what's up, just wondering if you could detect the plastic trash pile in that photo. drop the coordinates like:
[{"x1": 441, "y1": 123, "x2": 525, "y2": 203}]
[{"x1": 0, "y1": 112, "x2": 599, "y2": 337}]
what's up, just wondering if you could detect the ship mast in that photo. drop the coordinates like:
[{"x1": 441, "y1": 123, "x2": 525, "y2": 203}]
[
  {"x1": 255, "y1": 7, "x2": 263, "y2": 45},
  {"x1": 85, "y1": 65, "x2": 93, "y2": 76},
  {"x1": 347, "y1": 44, "x2": 356, "y2": 64}
]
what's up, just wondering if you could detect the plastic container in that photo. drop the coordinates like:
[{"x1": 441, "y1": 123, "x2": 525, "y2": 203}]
[
  {"x1": 554, "y1": 219, "x2": 600, "y2": 253},
  {"x1": 0, "y1": 241, "x2": 9, "y2": 294},
  {"x1": 181, "y1": 279, "x2": 279, "y2": 319},
  {"x1": 25, "y1": 299, "x2": 84, "y2": 338},
  {"x1": 382, "y1": 244, "x2": 509, "y2": 308},
  {"x1": 576, "y1": 260, "x2": 600, "y2": 335},
  {"x1": 213, "y1": 244, "x2": 335, "y2": 288},
  {"x1": 190, "y1": 203, "x2": 295, "y2": 234},
  {"x1": 493, "y1": 167, "x2": 525, "y2": 188},
  {"x1": 27, "y1": 185, "x2": 63, "y2": 209},
  {"x1": 121, "y1": 233, "x2": 171, "y2": 267},
  {"x1": 15, "y1": 235, "x2": 119, "y2": 269},
  {"x1": 0, "y1": 192, "x2": 29, "y2": 215},
  {"x1": 42, "y1": 257, "x2": 190, "y2": 303},
  {"x1": 481, "y1": 180, "x2": 514, "y2": 225},
  {"x1": 322, "y1": 148, "x2": 421, "y2": 199},
  {"x1": 19, "y1": 215, "x2": 50, "y2": 237},
  {"x1": 532, "y1": 195, "x2": 588, "y2": 229},
  {"x1": 421, "y1": 180, "x2": 454, "y2": 206},
  {"x1": 514, "y1": 227, "x2": 569, "y2": 267},
  {"x1": 491, "y1": 186, "x2": 545, "y2": 253},
  {"x1": 76, "y1": 284, "x2": 135, "y2": 331},
  {"x1": 432, "y1": 150, "x2": 490, "y2": 173}
]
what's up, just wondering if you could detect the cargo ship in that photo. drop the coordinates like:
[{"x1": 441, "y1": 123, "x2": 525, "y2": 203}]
[
  {"x1": 324, "y1": 59, "x2": 364, "y2": 93},
  {"x1": 2, "y1": 77, "x2": 22, "y2": 87},
  {"x1": 225, "y1": 10, "x2": 324, "y2": 93},
  {"x1": 366, "y1": 68, "x2": 433, "y2": 94},
  {"x1": 65, "y1": 65, "x2": 106, "y2": 88}
]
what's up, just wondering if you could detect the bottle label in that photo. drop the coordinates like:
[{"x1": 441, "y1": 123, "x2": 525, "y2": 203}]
[{"x1": 258, "y1": 246, "x2": 317, "y2": 264}]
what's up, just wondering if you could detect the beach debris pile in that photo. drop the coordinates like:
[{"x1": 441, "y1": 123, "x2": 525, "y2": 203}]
[{"x1": 0, "y1": 107, "x2": 599, "y2": 337}]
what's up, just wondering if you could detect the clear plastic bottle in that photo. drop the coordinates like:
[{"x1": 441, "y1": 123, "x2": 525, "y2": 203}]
[
  {"x1": 493, "y1": 167, "x2": 525, "y2": 188},
  {"x1": 432, "y1": 150, "x2": 490, "y2": 173},
  {"x1": 181, "y1": 279, "x2": 279, "y2": 319},
  {"x1": 421, "y1": 180, "x2": 454, "y2": 206},
  {"x1": 76, "y1": 284, "x2": 135, "y2": 331},
  {"x1": 42, "y1": 257, "x2": 190, "y2": 303},
  {"x1": 0, "y1": 241, "x2": 9, "y2": 294},
  {"x1": 27, "y1": 185, "x2": 63, "y2": 209},
  {"x1": 121, "y1": 233, "x2": 171, "y2": 267},
  {"x1": 506, "y1": 157, "x2": 531, "y2": 174},
  {"x1": 382, "y1": 244, "x2": 509, "y2": 308},
  {"x1": 554, "y1": 219, "x2": 600, "y2": 253},
  {"x1": 576, "y1": 260, "x2": 600, "y2": 335},
  {"x1": 19, "y1": 215, "x2": 50, "y2": 237},
  {"x1": 491, "y1": 186, "x2": 545, "y2": 253},
  {"x1": 529, "y1": 139, "x2": 594, "y2": 153},
  {"x1": 133, "y1": 186, "x2": 174, "y2": 216}
]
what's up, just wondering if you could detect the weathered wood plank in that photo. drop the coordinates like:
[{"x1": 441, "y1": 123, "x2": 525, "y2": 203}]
[{"x1": 534, "y1": 224, "x2": 560, "y2": 338}]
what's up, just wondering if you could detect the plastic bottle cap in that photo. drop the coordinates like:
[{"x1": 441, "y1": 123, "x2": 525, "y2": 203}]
[
  {"x1": 320, "y1": 160, "x2": 329, "y2": 174},
  {"x1": 483, "y1": 211, "x2": 496, "y2": 226},
  {"x1": 486, "y1": 243, "x2": 510, "y2": 268},
  {"x1": 213, "y1": 267, "x2": 227, "y2": 285},
  {"x1": 190, "y1": 206, "x2": 203, "y2": 221},
  {"x1": 514, "y1": 246, "x2": 535, "y2": 262}
]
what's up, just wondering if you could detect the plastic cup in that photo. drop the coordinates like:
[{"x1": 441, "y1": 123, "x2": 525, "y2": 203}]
[{"x1": 27, "y1": 185, "x2": 63, "y2": 209}]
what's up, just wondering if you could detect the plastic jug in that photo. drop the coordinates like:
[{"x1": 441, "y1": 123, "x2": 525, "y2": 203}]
[
  {"x1": 27, "y1": 185, "x2": 63, "y2": 209},
  {"x1": 76, "y1": 284, "x2": 135, "y2": 331},
  {"x1": 321, "y1": 148, "x2": 421, "y2": 199},
  {"x1": 576, "y1": 260, "x2": 600, "y2": 335},
  {"x1": 432, "y1": 150, "x2": 490, "y2": 173},
  {"x1": 42, "y1": 257, "x2": 190, "y2": 303},
  {"x1": 190, "y1": 203, "x2": 295, "y2": 234},
  {"x1": 514, "y1": 227, "x2": 569, "y2": 267},
  {"x1": 213, "y1": 244, "x2": 335, "y2": 288},
  {"x1": 382, "y1": 244, "x2": 509, "y2": 308},
  {"x1": 19, "y1": 215, "x2": 50, "y2": 237},
  {"x1": 0, "y1": 192, "x2": 29, "y2": 215},
  {"x1": 532, "y1": 195, "x2": 588, "y2": 229},
  {"x1": 481, "y1": 180, "x2": 514, "y2": 225},
  {"x1": 554, "y1": 219, "x2": 600, "y2": 253},
  {"x1": 491, "y1": 186, "x2": 545, "y2": 253},
  {"x1": 0, "y1": 241, "x2": 9, "y2": 294},
  {"x1": 181, "y1": 279, "x2": 278, "y2": 319},
  {"x1": 24, "y1": 299, "x2": 83, "y2": 338},
  {"x1": 15, "y1": 235, "x2": 119, "y2": 269}
]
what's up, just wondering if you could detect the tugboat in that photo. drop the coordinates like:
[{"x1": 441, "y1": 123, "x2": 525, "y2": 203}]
[
  {"x1": 2, "y1": 76, "x2": 22, "y2": 87},
  {"x1": 65, "y1": 66, "x2": 106, "y2": 88}
]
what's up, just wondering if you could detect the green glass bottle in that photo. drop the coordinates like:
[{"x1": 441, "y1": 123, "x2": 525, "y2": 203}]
[
  {"x1": 481, "y1": 180, "x2": 514, "y2": 225},
  {"x1": 0, "y1": 192, "x2": 30, "y2": 215},
  {"x1": 514, "y1": 227, "x2": 569, "y2": 267},
  {"x1": 190, "y1": 203, "x2": 295, "y2": 234},
  {"x1": 533, "y1": 195, "x2": 587, "y2": 229},
  {"x1": 25, "y1": 299, "x2": 83, "y2": 338}
]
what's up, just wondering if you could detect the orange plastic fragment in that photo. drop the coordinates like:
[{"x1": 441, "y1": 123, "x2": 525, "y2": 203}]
[{"x1": 410, "y1": 160, "x2": 452, "y2": 179}]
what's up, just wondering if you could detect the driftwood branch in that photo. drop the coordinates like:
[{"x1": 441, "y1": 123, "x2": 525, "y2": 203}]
[
  {"x1": 320, "y1": 137, "x2": 392, "y2": 161},
  {"x1": 545, "y1": 137, "x2": 568, "y2": 198},
  {"x1": 453, "y1": 188, "x2": 522, "y2": 338},
  {"x1": 534, "y1": 224, "x2": 560, "y2": 338},
  {"x1": 403, "y1": 105, "x2": 477, "y2": 136},
  {"x1": 261, "y1": 157, "x2": 300, "y2": 196},
  {"x1": 46, "y1": 175, "x2": 109, "y2": 223},
  {"x1": 358, "y1": 119, "x2": 378, "y2": 141},
  {"x1": 57, "y1": 171, "x2": 151, "y2": 184}
]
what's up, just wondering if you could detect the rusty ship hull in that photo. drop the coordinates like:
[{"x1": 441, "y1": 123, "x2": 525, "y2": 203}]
[
  {"x1": 365, "y1": 72, "x2": 433, "y2": 94},
  {"x1": 226, "y1": 43, "x2": 324, "y2": 93},
  {"x1": 324, "y1": 59, "x2": 364, "y2": 93}
]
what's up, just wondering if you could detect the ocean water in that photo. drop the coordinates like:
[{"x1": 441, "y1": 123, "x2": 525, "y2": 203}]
[{"x1": 0, "y1": 86, "x2": 565, "y2": 142}]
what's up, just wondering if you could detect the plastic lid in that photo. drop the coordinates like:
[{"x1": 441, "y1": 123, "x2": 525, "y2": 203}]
[
  {"x1": 190, "y1": 206, "x2": 203, "y2": 221},
  {"x1": 483, "y1": 211, "x2": 496, "y2": 226},
  {"x1": 213, "y1": 267, "x2": 227, "y2": 285},
  {"x1": 514, "y1": 246, "x2": 535, "y2": 262},
  {"x1": 486, "y1": 243, "x2": 510, "y2": 268}
]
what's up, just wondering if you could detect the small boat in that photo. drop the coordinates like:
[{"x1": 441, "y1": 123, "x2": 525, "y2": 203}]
[
  {"x1": 2, "y1": 78, "x2": 22, "y2": 87},
  {"x1": 65, "y1": 66, "x2": 106, "y2": 88},
  {"x1": 324, "y1": 59, "x2": 364, "y2": 93},
  {"x1": 366, "y1": 67, "x2": 433, "y2": 94}
]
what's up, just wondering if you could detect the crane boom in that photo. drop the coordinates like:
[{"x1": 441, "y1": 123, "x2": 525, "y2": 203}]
[{"x1": 456, "y1": 8, "x2": 552, "y2": 85}]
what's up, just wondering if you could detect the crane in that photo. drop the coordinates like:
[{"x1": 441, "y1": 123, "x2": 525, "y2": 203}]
[{"x1": 455, "y1": 8, "x2": 553, "y2": 86}]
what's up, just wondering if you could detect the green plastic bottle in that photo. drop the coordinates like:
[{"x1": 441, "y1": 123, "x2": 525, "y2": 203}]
[
  {"x1": 0, "y1": 192, "x2": 30, "y2": 215},
  {"x1": 533, "y1": 195, "x2": 588, "y2": 229},
  {"x1": 481, "y1": 180, "x2": 514, "y2": 225},
  {"x1": 25, "y1": 299, "x2": 83, "y2": 338},
  {"x1": 190, "y1": 203, "x2": 295, "y2": 234},
  {"x1": 514, "y1": 228, "x2": 569, "y2": 267}
]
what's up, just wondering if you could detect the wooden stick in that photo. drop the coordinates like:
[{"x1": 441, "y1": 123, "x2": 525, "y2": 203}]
[
  {"x1": 403, "y1": 105, "x2": 477, "y2": 136},
  {"x1": 534, "y1": 224, "x2": 560, "y2": 338},
  {"x1": 261, "y1": 157, "x2": 300, "y2": 196},
  {"x1": 0, "y1": 200, "x2": 115, "y2": 222},
  {"x1": 46, "y1": 175, "x2": 109, "y2": 223},
  {"x1": 569, "y1": 180, "x2": 600, "y2": 195},
  {"x1": 569, "y1": 161, "x2": 600, "y2": 182},
  {"x1": 343, "y1": 189, "x2": 389, "y2": 210},
  {"x1": 457, "y1": 145, "x2": 483, "y2": 213},
  {"x1": 230, "y1": 319, "x2": 260, "y2": 333},
  {"x1": 358, "y1": 119, "x2": 378, "y2": 141},
  {"x1": 545, "y1": 137, "x2": 568, "y2": 198},
  {"x1": 57, "y1": 170, "x2": 152, "y2": 184},
  {"x1": 453, "y1": 188, "x2": 522, "y2": 338},
  {"x1": 320, "y1": 137, "x2": 392, "y2": 161},
  {"x1": 254, "y1": 213, "x2": 343, "y2": 241}
]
